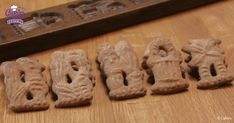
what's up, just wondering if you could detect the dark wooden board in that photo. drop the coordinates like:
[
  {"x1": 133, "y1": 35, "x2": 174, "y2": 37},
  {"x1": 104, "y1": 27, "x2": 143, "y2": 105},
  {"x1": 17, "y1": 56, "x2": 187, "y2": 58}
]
[{"x1": 0, "y1": 0, "x2": 220, "y2": 62}]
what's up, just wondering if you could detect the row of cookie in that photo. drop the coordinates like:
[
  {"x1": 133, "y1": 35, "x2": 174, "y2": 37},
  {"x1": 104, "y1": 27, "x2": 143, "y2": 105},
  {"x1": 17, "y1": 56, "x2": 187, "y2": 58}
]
[
  {"x1": 0, "y1": 49, "x2": 94, "y2": 112},
  {"x1": 0, "y1": 38, "x2": 233, "y2": 112},
  {"x1": 98, "y1": 38, "x2": 233, "y2": 97}
]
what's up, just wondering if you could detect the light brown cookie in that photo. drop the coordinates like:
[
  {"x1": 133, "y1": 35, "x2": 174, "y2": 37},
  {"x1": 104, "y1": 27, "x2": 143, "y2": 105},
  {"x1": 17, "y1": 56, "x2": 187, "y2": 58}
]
[
  {"x1": 0, "y1": 57, "x2": 49, "y2": 112},
  {"x1": 142, "y1": 38, "x2": 189, "y2": 94},
  {"x1": 182, "y1": 39, "x2": 234, "y2": 89},
  {"x1": 49, "y1": 50, "x2": 94, "y2": 108},
  {"x1": 97, "y1": 41, "x2": 146, "y2": 100}
]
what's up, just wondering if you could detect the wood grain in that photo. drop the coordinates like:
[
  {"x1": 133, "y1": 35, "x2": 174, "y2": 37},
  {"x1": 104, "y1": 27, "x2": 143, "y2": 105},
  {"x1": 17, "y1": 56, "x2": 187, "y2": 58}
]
[{"x1": 1, "y1": 0, "x2": 234, "y2": 123}]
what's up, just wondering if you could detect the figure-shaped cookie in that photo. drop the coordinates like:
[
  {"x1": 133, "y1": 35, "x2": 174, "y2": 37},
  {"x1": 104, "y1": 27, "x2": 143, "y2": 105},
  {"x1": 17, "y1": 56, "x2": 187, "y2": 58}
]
[
  {"x1": 142, "y1": 38, "x2": 189, "y2": 94},
  {"x1": 182, "y1": 39, "x2": 234, "y2": 89},
  {"x1": 0, "y1": 57, "x2": 49, "y2": 112},
  {"x1": 50, "y1": 50, "x2": 95, "y2": 107},
  {"x1": 97, "y1": 41, "x2": 146, "y2": 100}
]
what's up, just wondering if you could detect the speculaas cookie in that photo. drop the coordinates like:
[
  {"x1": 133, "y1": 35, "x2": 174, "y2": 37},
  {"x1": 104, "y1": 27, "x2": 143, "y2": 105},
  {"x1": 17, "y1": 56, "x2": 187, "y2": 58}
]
[
  {"x1": 49, "y1": 50, "x2": 95, "y2": 107},
  {"x1": 97, "y1": 41, "x2": 146, "y2": 100},
  {"x1": 182, "y1": 39, "x2": 234, "y2": 89},
  {"x1": 0, "y1": 57, "x2": 49, "y2": 112},
  {"x1": 142, "y1": 38, "x2": 189, "y2": 94}
]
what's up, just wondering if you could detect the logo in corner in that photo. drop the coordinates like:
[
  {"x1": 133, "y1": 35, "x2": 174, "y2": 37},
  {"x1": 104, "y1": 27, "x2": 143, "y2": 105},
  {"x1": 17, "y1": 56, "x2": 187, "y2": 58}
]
[{"x1": 5, "y1": 5, "x2": 25, "y2": 24}]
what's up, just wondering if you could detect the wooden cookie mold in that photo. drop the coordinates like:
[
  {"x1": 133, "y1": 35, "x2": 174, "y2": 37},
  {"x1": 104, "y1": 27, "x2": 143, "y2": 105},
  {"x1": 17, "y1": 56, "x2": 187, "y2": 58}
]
[{"x1": 0, "y1": 0, "x2": 219, "y2": 62}]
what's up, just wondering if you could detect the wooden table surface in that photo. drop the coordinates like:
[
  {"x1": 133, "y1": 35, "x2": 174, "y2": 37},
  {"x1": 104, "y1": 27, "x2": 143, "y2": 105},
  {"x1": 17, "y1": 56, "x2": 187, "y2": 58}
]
[{"x1": 1, "y1": 0, "x2": 234, "y2": 123}]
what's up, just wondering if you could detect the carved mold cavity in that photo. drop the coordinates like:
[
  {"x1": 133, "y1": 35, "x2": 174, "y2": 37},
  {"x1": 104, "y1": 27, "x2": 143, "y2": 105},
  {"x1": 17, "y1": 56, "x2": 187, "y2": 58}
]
[
  {"x1": 68, "y1": 0, "x2": 125, "y2": 19},
  {"x1": 40, "y1": 12, "x2": 64, "y2": 25},
  {"x1": 13, "y1": 12, "x2": 63, "y2": 34},
  {"x1": 107, "y1": 2, "x2": 125, "y2": 10},
  {"x1": 68, "y1": 0, "x2": 101, "y2": 19},
  {"x1": 129, "y1": 0, "x2": 146, "y2": 4}
]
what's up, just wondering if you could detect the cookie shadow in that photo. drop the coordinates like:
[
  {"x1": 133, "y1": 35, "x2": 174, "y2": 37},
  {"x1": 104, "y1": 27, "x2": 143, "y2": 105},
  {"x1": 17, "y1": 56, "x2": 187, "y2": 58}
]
[{"x1": 150, "y1": 89, "x2": 189, "y2": 96}]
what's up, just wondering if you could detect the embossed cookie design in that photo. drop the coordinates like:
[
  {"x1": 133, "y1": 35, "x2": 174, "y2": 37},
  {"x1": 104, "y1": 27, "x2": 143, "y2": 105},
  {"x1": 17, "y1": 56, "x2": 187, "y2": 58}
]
[
  {"x1": 97, "y1": 41, "x2": 146, "y2": 100},
  {"x1": 0, "y1": 57, "x2": 49, "y2": 112},
  {"x1": 182, "y1": 39, "x2": 234, "y2": 89},
  {"x1": 142, "y1": 38, "x2": 189, "y2": 94},
  {"x1": 50, "y1": 50, "x2": 95, "y2": 108}
]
